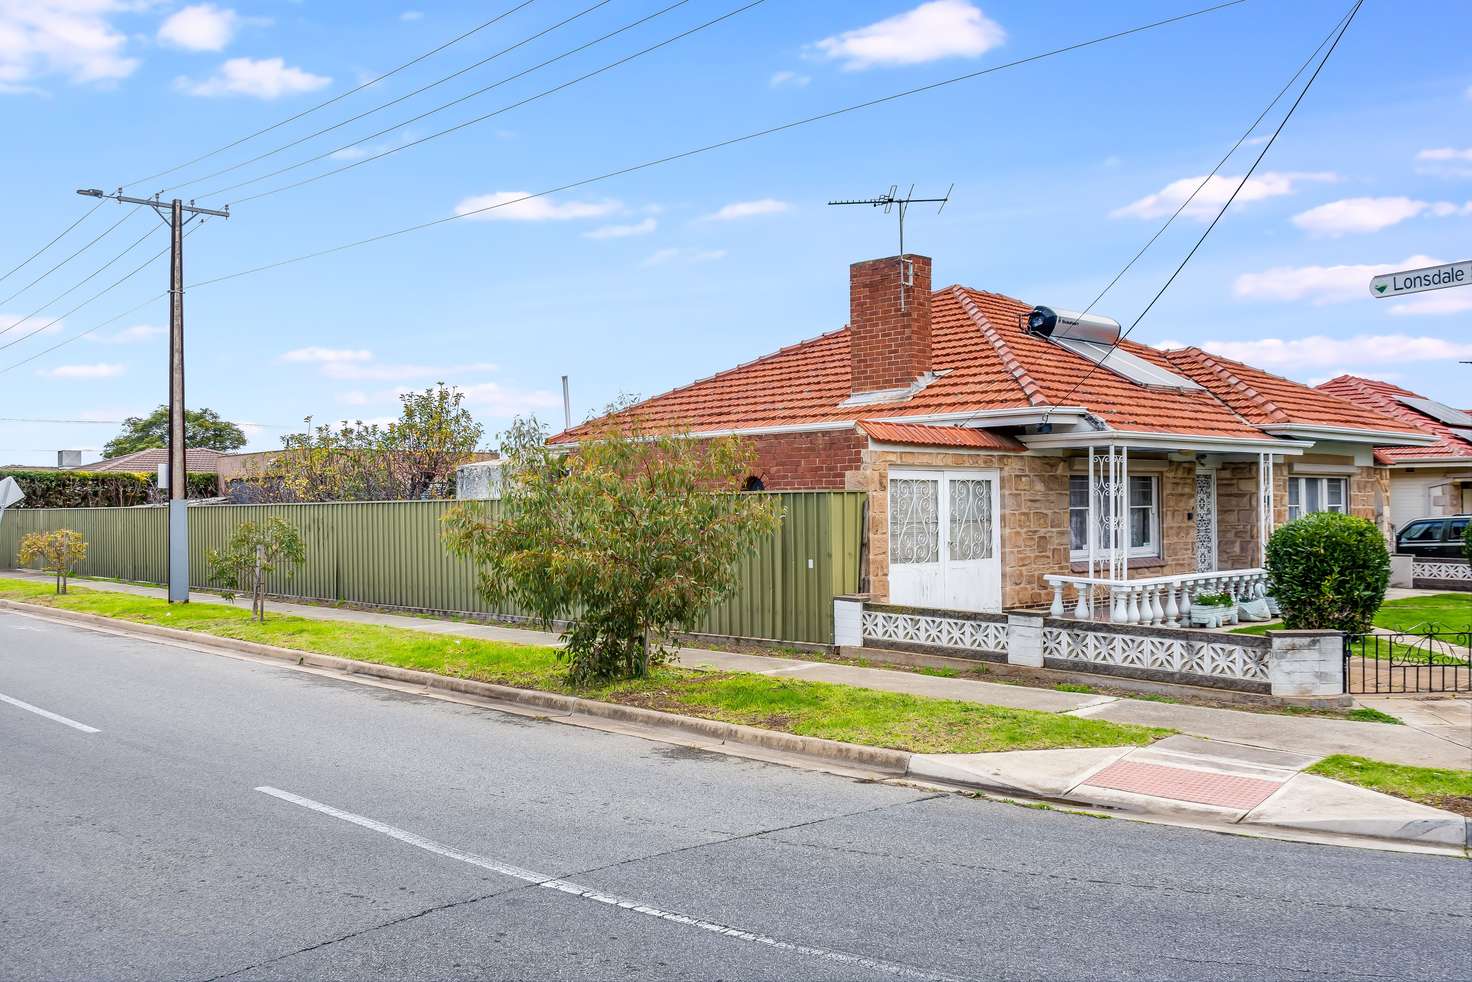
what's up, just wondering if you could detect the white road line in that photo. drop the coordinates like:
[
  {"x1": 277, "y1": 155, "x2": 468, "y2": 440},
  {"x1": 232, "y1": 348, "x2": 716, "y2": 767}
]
[
  {"x1": 256, "y1": 786, "x2": 961, "y2": 982},
  {"x1": 0, "y1": 691, "x2": 100, "y2": 733}
]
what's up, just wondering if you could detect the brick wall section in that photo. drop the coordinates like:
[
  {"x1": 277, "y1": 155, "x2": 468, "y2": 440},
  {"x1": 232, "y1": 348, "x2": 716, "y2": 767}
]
[
  {"x1": 1352, "y1": 464, "x2": 1392, "y2": 541},
  {"x1": 849, "y1": 255, "x2": 932, "y2": 394},
  {"x1": 740, "y1": 429, "x2": 866, "y2": 490},
  {"x1": 1216, "y1": 461, "x2": 1290, "y2": 569}
]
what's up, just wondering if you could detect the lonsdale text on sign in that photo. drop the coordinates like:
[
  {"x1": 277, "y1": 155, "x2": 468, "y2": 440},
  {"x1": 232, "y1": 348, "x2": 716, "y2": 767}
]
[{"x1": 1369, "y1": 260, "x2": 1471, "y2": 299}]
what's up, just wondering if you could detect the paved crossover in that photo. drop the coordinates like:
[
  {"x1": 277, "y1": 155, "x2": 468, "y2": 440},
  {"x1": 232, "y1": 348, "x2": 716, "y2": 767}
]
[{"x1": 2, "y1": 610, "x2": 1469, "y2": 981}]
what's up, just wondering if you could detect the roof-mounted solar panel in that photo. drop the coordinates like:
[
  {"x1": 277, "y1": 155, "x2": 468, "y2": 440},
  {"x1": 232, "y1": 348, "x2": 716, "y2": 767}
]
[
  {"x1": 1449, "y1": 426, "x2": 1472, "y2": 444},
  {"x1": 1397, "y1": 396, "x2": 1472, "y2": 428},
  {"x1": 1047, "y1": 335, "x2": 1203, "y2": 391}
]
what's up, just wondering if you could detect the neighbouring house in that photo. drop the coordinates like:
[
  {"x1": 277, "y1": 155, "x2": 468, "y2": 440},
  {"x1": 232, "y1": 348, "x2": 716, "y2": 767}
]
[
  {"x1": 81, "y1": 447, "x2": 228, "y2": 477},
  {"x1": 1315, "y1": 375, "x2": 1472, "y2": 531},
  {"x1": 550, "y1": 253, "x2": 1433, "y2": 617}
]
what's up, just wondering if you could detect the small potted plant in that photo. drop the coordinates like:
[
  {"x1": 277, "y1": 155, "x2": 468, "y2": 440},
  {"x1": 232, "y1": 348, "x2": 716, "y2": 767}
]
[{"x1": 1189, "y1": 591, "x2": 1236, "y2": 628}]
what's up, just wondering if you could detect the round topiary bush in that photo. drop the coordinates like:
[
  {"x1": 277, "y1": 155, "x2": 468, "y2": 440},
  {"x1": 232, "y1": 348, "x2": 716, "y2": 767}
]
[{"x1": 1265, "y1": 512, "x2": 1389, "y2": 634}]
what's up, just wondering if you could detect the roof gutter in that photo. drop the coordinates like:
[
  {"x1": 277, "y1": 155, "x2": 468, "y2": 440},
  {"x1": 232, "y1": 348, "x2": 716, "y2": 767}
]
[
  {"x1": 1021, "y1": 429, "x2": 1311, "y2": 455},
  {"x1": 1257, "y1": 424, "x2": 1436, "y2": 447}
]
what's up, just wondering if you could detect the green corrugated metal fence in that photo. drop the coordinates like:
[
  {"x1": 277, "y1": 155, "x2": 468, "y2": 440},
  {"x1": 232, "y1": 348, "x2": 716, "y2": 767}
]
[{"x1": 0, "y1": 492, "x2": 864, "y2": 644}]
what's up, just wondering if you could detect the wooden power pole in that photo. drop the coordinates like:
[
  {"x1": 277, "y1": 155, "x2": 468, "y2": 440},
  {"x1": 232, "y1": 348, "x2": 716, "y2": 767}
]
[{"x1": 77, "y1": 188, "x2": 229, "y2": 602}]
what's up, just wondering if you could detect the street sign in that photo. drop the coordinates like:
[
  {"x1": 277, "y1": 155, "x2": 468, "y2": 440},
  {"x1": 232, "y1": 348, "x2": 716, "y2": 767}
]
[{"x1": 1369, "y1": 259, "x2": 1470, "y2": 298}]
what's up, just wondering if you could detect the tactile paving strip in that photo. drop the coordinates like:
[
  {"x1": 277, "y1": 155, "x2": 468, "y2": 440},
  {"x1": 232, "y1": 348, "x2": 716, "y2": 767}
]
[{"x1": 1082, "y1": 760, "x2": 1284, "y2": 810}]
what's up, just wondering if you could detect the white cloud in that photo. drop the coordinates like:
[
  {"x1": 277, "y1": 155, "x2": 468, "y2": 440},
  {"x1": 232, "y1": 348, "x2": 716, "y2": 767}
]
[
  {"x1": 703, "y1": 198, "x2": 790, "y2": 221},
  {"x1": 812, "y1": 0, "x2": 1004, "y2": 71},
  {"x1": 453, "y1": 191, "x2": 620, "y2": 222},
  {"x1": 280, "y1": 346, "x2": 373, "y2": 363},
  {"x1": 1185, "y1": 334, "x2": 1472, "y2": 369},
  {"x1": 455, "y1": 381, "x2": 562, "y2": 418},
  {"x1": 176, "y1": 56, "x2": 330, "y2": 99},
  {"x1": 281, "y1": 346, "x2": 499, "y2": 383},
  {"x1": 92, "y1": 323, "x2": 164, "y2": 344},
  {"x1": 1415, "y1": 146, "x2": 1472, "y2": 178},
  {"x1": 769, "y1": 69, "x2": 809, "y2": 88},
  {"x1": 584, "y1": 217, "x2": 656, "y2": 239},
  {"x1": 1233, "y1": 254, "x2": 1443, "y2": 305},
  {"x1": 0, "y1": 0, "x2": 139, "y2": 91},
  {"x1": 0, "y1": 311, "x2": 63, "y2": 336},
  {"x1": 157, "y1": 4, "x2": 238, "y2": 52},
  {"x1": 37, "y1": 362, "x2": 126, "y2": 379},
  {"x1": 1291, "y1": 197, "x2": 1434, "y2": 236},
  {"x1": 400, "y1": 9, "x2": 423, "y2": 21},
  {"x1": 322, "y1": 361, "x2": 470, "y2": 382},
  {"x1": 1111, "y1": 171, "x2": 1338, "y2": 221},
  {"x1": 1389, "y1": 292, "x2": 1472, "y2": 317},
  {"x1": 329, "y1": 130, "x2": 414, "y2": 161},
  {"x1": 642, "y1": 248, "x2": 725, "y2": 267}
]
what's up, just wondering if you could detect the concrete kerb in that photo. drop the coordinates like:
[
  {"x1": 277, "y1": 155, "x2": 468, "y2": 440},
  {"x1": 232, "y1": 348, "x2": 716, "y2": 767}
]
[{"x1": 0, "y1": 598, "x2": 910, "y2": 774}]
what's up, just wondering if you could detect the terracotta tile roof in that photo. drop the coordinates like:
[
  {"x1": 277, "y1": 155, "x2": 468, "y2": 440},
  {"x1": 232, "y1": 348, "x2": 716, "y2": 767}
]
[
  {"x1": 857, "y1": 420, "x2": 1027, "y2": 451},
  {"x1": 549, "y1": 281, "x2": 1414, "y2": 448},
  {"x1": 1161, "y1": 349, "x2": 1411, "y2": 433},
  {"x1": 1315, "y1": 375, "x2": 1472, "y2": 463},
  {"x1": 82, "y1": 447, "x2": 227, "y2": 473}
]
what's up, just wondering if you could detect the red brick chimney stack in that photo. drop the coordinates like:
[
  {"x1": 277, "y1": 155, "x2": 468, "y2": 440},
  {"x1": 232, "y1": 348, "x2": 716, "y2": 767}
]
[{"x1": 849, "y1": 254, "x2": 933, "y2": 395}]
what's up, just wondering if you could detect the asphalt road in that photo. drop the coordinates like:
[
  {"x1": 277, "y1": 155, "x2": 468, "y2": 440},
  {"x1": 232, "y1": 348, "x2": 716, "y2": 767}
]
[{"x1": 2, "y1": 609, "x2": 1469, "y2": 982}]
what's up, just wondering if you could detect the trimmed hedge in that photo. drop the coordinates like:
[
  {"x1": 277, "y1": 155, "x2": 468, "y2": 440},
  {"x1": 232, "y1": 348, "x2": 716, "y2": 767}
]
[
  {"x1": 0, "y1": 470, "x2": 219, "y2": 508},
  {"x1": 1265, "y1": 512, "x2": 1390, "y2": 634}
]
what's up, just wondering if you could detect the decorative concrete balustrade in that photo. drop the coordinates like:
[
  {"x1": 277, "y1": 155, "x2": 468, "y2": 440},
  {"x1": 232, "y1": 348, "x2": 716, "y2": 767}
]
[
  {"x1": 833, "y1": 596, "x2": 1344, "y2": 701},
  {"x1": 1042, "y1": 568, "x2": 1270, "y2": 627},
  {"x1": 1412, "y1": 560, "x2": 1472, "y2": 584}
]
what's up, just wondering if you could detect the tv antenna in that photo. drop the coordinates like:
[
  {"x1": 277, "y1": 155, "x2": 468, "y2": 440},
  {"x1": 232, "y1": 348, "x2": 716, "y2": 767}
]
[{"x1": 828, "y1": 183, "x2": 952, "y2": 309}]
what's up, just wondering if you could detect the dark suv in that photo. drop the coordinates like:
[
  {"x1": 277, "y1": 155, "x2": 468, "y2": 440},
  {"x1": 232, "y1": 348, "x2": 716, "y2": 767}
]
[{"x1": 1395, "y1": 515, "x2": 1470, "y2": 559}]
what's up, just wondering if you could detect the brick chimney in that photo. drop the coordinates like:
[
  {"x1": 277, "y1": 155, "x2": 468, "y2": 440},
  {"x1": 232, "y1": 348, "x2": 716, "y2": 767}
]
[{"x1": 849, "y1": 254, "x2": 932, "y2": 395}]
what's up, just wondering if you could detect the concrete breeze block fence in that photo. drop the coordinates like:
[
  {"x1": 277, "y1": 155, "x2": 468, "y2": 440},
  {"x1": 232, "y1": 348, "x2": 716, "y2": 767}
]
[{"x1": 835, "y1": 597, "x2": 1344, "y2": 700}]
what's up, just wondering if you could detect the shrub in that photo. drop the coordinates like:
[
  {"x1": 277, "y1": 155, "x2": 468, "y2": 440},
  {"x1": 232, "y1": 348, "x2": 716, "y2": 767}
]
[
  {"x1": 1193, "y1": 592, "x2": 1235, "y2": 608},
  {"x1": 1, "y1": 470, "x2": 217, "y2": 508},
  {"x1": 1464, "y1": 521, "x2": 1471, "y2": 564},
  {"x1": 206, "y1": 517, "x2": 305, "y2": 621},
  {"x1": 1265, "y1": 512, "x2": 1389, "y2": 634},
  {"x1": 443, "y1": 410, "x2": 781, "y2": 686},
  {"x1": 18, "y1": 529, "x2": 87, "y2": 594}
]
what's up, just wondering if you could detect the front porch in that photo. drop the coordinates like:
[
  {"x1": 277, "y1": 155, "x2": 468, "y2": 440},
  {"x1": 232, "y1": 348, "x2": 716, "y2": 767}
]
[{"x1": 870, "y1": 433, "x2": 1295, "y2": 617}]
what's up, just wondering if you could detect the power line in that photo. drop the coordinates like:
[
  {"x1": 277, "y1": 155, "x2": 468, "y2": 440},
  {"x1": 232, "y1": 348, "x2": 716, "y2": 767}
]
[
  {"x1": 183, "y1": 0, "x2": 1248, "y2": 289},
  {"x1": 0, "y1": 292, "x2": 166, "y2": 375},
  {"x1": 0, "y1": 199, "x2": 104, "y2": 287},
  {"x1": 168, "y1": 0, "x2": 625, "y2": 195},
  {"x1": 0, "y1": 232, "x2": 171, "y2": 354},
  {"x1": 0, "y1": 221, "x2": 212, "y2": 373},
  {"x1": 0, "y1": 205, "x2": 141, "y2": 308},
  {"x1": 0, "y1": 220, "x2": 158, "y2": 341},
  {"x1": 1047, "y1": 0, "x2": 1362, "y2": 414},
  {"x1": 214, "y1": 0, "x2": 739, "y2": 204},
  {"x1": 124, "y1": 0, "x2": 545, "y2": 189}
]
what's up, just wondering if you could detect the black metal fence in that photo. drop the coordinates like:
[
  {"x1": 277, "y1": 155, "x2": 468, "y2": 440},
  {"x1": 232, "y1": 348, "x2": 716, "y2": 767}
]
[{"x1": 1344, "y1": 630, "x2": 1472, "y2": 694}]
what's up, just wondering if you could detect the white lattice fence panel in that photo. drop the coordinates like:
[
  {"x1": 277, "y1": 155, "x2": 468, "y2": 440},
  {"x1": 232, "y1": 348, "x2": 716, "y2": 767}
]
[
  {"x1": 862, "y1": 610, "x2": 1007, "y2": 653},
  {"x1": 1414, "y1": 561, "x2": 1472, "y2": 582},
  {"x1": 1042, "y1": 626, "x2": 1267, "y2": 682}
]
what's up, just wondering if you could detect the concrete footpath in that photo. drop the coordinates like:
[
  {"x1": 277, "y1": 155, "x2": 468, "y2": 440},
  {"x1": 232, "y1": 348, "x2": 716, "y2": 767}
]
[{"x1": 6, "y1": 573, "x2": 1469, "y2": 853}]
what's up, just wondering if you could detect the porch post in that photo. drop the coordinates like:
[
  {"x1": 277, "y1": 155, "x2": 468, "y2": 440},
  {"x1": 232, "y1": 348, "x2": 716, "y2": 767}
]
[{"x1": 1258, "y1": 452, "x2": 1275, "y2": 566}]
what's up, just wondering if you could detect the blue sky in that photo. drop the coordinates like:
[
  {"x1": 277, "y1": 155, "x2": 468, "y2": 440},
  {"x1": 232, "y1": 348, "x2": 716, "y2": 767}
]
[{"x1": 1, "y1": 0, "x2": 1469, "y2": 466}]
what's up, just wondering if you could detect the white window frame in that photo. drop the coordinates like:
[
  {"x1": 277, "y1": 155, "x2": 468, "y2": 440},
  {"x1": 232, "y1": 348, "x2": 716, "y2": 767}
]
[
  {"x1": 1287, "y1": 476, "x2": 1348, "y2": 521},
  {"x1": 1068, "y1": 473, "x2": 1160, "y2": 561}
]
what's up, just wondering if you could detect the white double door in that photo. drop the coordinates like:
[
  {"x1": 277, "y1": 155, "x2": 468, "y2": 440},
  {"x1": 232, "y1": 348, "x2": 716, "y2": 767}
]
[{"x1": 888, "y1": 468, "x2": 1002, "y2": 612}]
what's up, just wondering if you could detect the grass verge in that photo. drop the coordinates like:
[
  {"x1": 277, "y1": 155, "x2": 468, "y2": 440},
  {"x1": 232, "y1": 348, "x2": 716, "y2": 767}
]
[
  {"x1": 1306, "y1": 754, "x2": 1472, "y2": 817},
  {"x1": 0, "y1": 577, "x2": 1169, "y2": 755}
]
